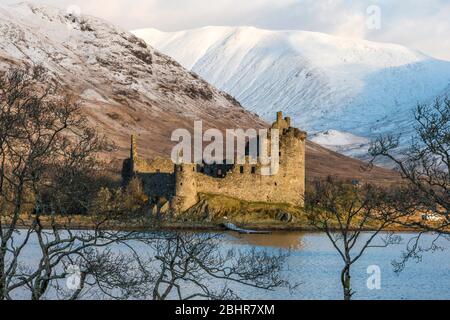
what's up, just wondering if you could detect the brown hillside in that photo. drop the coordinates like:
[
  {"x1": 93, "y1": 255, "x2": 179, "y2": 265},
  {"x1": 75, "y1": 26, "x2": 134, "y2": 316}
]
[
  {"x1": 108, "y1": 128, "x2": 398, "y2": 185},
  {"x1": 0, "y1": 3, "x2": 398, "y2": 185},
  {"x1": 305, "y1": 141, "x2": 398, "y2": 184}
]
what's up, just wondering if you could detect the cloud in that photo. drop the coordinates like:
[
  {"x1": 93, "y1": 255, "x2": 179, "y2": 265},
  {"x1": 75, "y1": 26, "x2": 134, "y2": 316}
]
[
  {"x1": 0, "y1": 0, "x2": 449, "y2": 60},
  {"x1": 366, "y1": 0, "x2": 450, "y2": 61}
]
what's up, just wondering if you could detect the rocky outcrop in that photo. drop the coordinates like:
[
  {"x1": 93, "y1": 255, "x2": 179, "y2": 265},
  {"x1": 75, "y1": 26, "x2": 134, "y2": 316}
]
[
  {"x1": 182, "y1": 194, "x2": 300, "y2": 223},
  {"x1": 148, "y1": 197, "x2": 171, "y2": 219},
  {"x1": 276, "y1": 211, "x2": 293, "y2": 223}
]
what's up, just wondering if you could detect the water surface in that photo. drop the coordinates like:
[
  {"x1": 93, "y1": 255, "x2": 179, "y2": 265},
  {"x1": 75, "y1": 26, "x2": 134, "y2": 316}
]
[
  {"x1": 225, "y1": 232, "x2": 450, "y2": 300},
  {"x1": 8, "y1": 230, "x2": 450, "y2": 300}
]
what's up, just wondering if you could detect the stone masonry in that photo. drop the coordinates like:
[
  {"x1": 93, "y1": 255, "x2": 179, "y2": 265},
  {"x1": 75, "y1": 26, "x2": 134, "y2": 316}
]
[{"x1": 122, "y1": 112, "x2": 307, "y2": 213}]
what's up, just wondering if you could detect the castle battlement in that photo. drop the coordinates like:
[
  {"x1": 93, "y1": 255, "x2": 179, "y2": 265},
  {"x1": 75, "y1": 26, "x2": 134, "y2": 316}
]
[{"x1": 122, "y1": 112, "x2": 307, "y2": 213}]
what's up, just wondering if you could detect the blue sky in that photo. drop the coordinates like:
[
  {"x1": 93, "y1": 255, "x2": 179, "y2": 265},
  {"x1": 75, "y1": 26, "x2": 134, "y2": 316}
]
[{"x1": 1, "y1": 0, "x2": 449, "y2": 60}]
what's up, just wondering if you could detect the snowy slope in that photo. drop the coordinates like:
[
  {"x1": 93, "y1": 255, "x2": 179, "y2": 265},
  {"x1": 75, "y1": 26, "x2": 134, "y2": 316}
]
[
  {"x1": 0, "y1": 4, "x2": 400, "y2": 181},
  {"x1": 133, "y1": 26, "x2": 450, "y2": 155},
  {"x1": 311, "y1": 130, "x2": 370, "y2": 159},
  {"x1": 0, "y1": 4, "x2": 266, "y2": 159}
]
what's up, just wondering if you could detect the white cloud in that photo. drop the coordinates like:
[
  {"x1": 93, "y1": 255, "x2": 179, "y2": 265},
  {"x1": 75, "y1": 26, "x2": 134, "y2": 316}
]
[
  {"x1": 0, "y1": 0, "x2": 449, "y2": 60},
  {"x1": 366, "y1": 0, "x2": 450, "y2": 61}
]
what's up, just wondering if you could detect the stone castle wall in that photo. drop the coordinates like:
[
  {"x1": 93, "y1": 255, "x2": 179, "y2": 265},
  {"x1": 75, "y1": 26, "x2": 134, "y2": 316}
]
[
  {"x1": 122, "y1": 112, "x2": 307, "y2": 213},
  {"x1": 122, "y1": 136, "x2": 176, "y2": 199},
  {"x1": 172, "y1": 126, "x2": 306, "y2": 211}
]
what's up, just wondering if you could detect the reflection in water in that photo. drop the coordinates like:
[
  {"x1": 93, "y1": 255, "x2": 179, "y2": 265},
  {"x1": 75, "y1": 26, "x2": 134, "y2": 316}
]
[
  {"x1": 223, "y1": 232, "x2": 450, "y2": 300},
  {"x1": 226, "y1": 231, "x2": 305, "y2": 249},
  {"x1": 7, "y1": 230, "x2": 450, "y2": 300}
]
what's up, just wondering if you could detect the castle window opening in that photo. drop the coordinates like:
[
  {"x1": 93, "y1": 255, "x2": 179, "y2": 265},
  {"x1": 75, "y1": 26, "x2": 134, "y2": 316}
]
[
  {"x1": 240, "y1": 166, "x2": 244, "y2": 174},
  {"x1": 251, "y1": 167, "x2": 256, "y2": 174}
]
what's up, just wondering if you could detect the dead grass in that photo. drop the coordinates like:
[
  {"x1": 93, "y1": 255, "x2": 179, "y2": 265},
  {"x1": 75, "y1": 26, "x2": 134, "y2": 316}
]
[{"x1": 194, "y1": 193, "x2": 308, "y2": 225}]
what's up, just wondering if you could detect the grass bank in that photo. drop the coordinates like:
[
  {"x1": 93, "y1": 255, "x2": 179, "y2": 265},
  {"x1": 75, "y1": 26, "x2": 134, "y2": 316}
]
[{"x1": 6, "y1": 191, "x2": 431, "y2": 232}]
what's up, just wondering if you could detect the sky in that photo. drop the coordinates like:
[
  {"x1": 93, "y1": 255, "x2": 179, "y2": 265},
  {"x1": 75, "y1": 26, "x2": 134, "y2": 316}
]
[{"x1": 1, "y1": 0, "x2": 449, "y2": 61}]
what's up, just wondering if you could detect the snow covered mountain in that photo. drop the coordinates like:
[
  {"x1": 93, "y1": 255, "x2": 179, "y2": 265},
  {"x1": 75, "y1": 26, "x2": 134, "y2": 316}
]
[
  {"x1": 0, "y1": 4, "x2": 398, "y2": 182},
  {"x1": 0, "y1": 4, "x2": 265, "y2": 159},
  {"x1": 133, "y1": 26, "x2": 450, "y2": 156}
]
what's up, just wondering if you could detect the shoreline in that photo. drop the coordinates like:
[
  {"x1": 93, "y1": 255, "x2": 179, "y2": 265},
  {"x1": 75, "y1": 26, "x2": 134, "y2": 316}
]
[{"x1": 12, "y1": 218, "x2": 423, "y2": 234}]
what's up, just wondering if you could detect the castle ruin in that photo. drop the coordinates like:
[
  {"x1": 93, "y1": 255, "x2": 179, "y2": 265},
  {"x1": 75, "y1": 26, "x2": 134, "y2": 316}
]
[{"x1": 122, "y1": 112, "x2": 307, "y2": 213}]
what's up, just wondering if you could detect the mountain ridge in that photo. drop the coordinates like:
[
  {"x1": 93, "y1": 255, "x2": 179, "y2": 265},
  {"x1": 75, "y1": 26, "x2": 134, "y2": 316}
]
[
  {"x1": 133, "y1": 26, "x2": 450, "y2": 157},
  {"x1": 0, "y1": 3, "x2": 397, "y2": 183},
  {"x1": 0, "y1": 3, "x2": 267, "y2": 157}
]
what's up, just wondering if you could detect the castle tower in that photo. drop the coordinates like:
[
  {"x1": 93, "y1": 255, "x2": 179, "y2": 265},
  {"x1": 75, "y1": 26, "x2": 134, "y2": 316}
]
[
  {"x1": 272, "y1": 112, "x2": 307, "y2": 207},
  {"x1": 277, "y1": 111, "x2": 283, "y2": 123},
  {"x1": 122, "y1": 135, "x2": 138, "y2": 185},
  {"x1": 272, "y1": 111, "x2": 291, "y2": 131},
  {"x1": 172, "y1": 163, "x2": 198, "y2": 213},
  {"x1": 130, "y1": 135, "x2": 138, "y2": 162},
  {"x1": 285, "y1": 117, "x2": 292, "y2": 128}
]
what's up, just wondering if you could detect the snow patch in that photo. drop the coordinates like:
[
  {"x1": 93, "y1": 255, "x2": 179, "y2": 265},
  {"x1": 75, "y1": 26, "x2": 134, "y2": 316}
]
[
  {"x1": 311, "y1": 130, "x2": 370, "y2": 146},
  {"x1": 311, "y1": 130, "x2": 371, "y2": 158},
  {"x1": 81, "y1": 89, "x2": 109, "y2": 103}
]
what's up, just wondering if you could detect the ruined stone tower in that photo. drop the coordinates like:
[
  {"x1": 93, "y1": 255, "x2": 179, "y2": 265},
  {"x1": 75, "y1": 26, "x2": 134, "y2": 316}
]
[
  {"x1": 130, "y1": 134, "x2": 138, "y2": 172},
  {"x1": 172, "y1": 163, "x2": 199, "y2": 213},
  {"x1": 170, "y1": 112, "x2": 307, "y2": 212},
  {"x1": 121, "y1": 135, "x2": 138, "y2": 185},
  {"x1": 123, "y1": 112, "x2": 307, "y2": 214},
  {"x1": 272, "y1": 112, "x2": 306, "y2": 207}
]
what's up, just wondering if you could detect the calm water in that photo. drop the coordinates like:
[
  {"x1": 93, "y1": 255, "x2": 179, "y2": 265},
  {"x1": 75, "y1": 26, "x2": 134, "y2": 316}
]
[
  {"x1": 225, "y1": 232, "x2": 450, "y2": 300},
  {"x1": 8, "y1": 231, "x2": 450, "y2": 300}
]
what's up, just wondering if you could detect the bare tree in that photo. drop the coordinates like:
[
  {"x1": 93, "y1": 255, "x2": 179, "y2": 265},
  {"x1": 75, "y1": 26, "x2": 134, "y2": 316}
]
[
  {"x1": 306, "y1": 177, "x2": 406, "y2": 300},
  {"x1": 369, "y1": 98, "x2": 449, "y2": 229},
  {"x1": 146, "y1": 232, "x2": 292, "y2": 300},
  {"x1": 0, "y1": 65, "x2": 292, "y2": 300},
  {"x1": 369, "y1": 98, "x2": 450, "y2": 270},
  {"x1": 0, "y1": 65, "x2": 151, "y2": 300}
]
